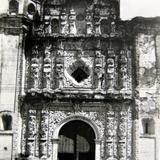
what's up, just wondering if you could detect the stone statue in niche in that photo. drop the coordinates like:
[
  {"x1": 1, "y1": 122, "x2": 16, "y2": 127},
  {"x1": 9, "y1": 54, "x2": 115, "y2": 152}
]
[
  {"x1": 95, "y1": 21, "x2": 101, "y2": 34},
  {"x1": 44, "y1": 45, "x2": 52, "y2": 89},
  {"x1": 30, "y1": 45, "x2": 40, "y2": 89},
  {"x1": 96, "y1": 66, "x2": 104, "y2": 90},
  {"x1": 69, "y1": 9, "x2": 77, "y2": 34},
  {"x1": 31, "y1": 58, "x2": 39, "y2": 89},
  {"x1": 60, "y1": 9, "x2": 68, "y2": 34},
  {"x1": 56, "y1": 63, "x2": 63, "y2": 89},
  {"x1": 56, "y1": 49, "x2": 64, "y2": 89}
]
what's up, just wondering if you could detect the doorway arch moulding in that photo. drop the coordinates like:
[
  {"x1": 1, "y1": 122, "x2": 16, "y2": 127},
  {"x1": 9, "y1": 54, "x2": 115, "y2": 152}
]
[{"x1": 52, "y1": 115, "x2": 101, "y2": 160}]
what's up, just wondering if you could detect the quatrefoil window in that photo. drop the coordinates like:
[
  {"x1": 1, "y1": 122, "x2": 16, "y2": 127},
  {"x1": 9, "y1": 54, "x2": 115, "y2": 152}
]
[{"x1": 68, "y1": 60, "x2": 90, "y2": 83}]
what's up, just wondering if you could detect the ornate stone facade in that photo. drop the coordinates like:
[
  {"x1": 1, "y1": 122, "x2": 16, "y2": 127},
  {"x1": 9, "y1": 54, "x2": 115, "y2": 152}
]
[{"x1": 0, "y1": 0, "x2": 160, "y2": 160}]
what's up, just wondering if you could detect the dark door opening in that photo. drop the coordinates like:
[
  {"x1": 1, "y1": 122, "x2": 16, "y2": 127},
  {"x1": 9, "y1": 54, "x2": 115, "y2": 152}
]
[{"x1": 58, "y1": 120, "x2": 95, "y2": 160}]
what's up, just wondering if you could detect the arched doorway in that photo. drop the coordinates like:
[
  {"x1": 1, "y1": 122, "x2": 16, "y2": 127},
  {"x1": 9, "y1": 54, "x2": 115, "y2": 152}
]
[{"x1": 58, "y1": 120, "x2": 95, "y2": 160}]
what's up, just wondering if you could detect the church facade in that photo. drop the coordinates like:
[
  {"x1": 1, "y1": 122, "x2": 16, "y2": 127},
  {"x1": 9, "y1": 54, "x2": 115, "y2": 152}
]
[{"x1": 0, "y1": 0, "x2": 160, "y2": 160}]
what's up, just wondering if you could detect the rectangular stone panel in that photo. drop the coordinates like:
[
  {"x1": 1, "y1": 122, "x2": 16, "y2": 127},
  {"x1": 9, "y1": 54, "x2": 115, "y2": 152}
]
[
  {"x1": 139, "y1": 137, "x2": 155, "y2": 160},
  {"x1": 0, "y1": 134, "x2": 12, "y2": 160}
]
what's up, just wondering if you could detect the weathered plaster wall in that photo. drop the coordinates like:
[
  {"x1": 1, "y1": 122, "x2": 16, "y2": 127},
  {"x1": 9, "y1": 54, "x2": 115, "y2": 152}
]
[
  {"x1": 0, "y1": 33, "x2": 22, "y2": 160},
  {"x1": 136, "y1": 33, "x2": 160, "y2": 160},
  {"x1": 0, "y1": 34, "x2": 19, "y2": 111}
]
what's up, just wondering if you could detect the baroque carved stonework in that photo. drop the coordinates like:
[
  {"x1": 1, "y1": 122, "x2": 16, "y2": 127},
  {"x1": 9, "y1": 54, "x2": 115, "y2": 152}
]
[
  {"x1": 21, "y1": 103, "x2": 132, "y2": 160},
  {"x1": 25, "y1": 40, "x2": 133, "y2": 99}
]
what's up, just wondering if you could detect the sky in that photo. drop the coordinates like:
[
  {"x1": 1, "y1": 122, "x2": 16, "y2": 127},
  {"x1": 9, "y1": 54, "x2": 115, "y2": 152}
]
[{"x1": 121, "y1": 0, "x2": 160, "y2": 20}]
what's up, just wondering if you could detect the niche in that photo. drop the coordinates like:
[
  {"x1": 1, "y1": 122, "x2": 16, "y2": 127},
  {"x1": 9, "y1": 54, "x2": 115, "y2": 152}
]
[
  {"x1": 100, "y1": 19, "x2": 111, "y2": 34},
  {"x1": 27, "y1": 3, "x2": 36, "y2": 15},
  {"x1": 1, "y1": 114, "x2": 12, "y2": 131},
  {"x1": 9, "y1": 0, "x2": 19, "y2": 14},
  {"x1": 51, "y1": 19, "x2": 59, "y2": 33},
  {"x1": 142, "y1": 118, "x2": 155, "y2": 135}
]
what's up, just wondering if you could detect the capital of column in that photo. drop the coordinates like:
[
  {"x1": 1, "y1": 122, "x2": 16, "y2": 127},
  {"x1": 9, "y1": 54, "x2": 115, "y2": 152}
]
[{"x1": 51, "y1": 138, "x2": 59, "y2": 144}]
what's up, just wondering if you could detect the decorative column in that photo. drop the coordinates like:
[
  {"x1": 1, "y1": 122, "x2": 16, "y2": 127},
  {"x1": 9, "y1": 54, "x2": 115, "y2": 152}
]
[
  {"x1": 26, "y1": 110, "x2": 36, "y2": 157},
  {"x1": 117, "y1": 109, "x2": 127, "y2": 160},
  {"x1": 40, "y1": 110, "x2": 49, "y2": 159},
  {"x1": 56, "y1": 43, "x2": 64, "y2": 89},
  {"x1": 43, "y1": 44, "x2": 52, "y2": 90},
  {"x1": 93, "y1": 6, "x2": 100, "y2": 34},
  {"x1": 105, "y1": 106, "x2": 115, "y2": 159},
  {"x1": 86, "y1": 9, "x2": 93, "y2": 34},
  {"x1": 126, "y1": 48, "x2": 132, "y2": 92},
  {"x1": 95, "y1": 139, "x2": 101, "y2": 160},
  {"x1": 60, "y1": 9, "x2": 68, "y2": 34},
  {"x1": 110, "y1": 21, "x2": 116, "y2": 36},
  {"x1": 21, "y1": 109, "x2": 28, "y2": 155},
  {"x1": 44, "y1": 15, "x2": 51, "y2": 34},
  {"x1": 69, "y1": 9, "x2": 77, "y2": 35},
  {"x1": 119, "y1": 49, "x2": 128, "y2": 90},
  {"x1": 106, "y1": 49, "x2": 115, "y2": 92},
  {"x1": 52, "y1": 138, "x2": 59, "y2": 160},
  {"x1": 30, "y1": 45, "x2": 41, "y2": 90},
  {"x1": 126, "y1": 106, "x2": 133, "y2": 160},
  {"x1": 94, "y1": 18, "x2": 100, "y2": 34}
]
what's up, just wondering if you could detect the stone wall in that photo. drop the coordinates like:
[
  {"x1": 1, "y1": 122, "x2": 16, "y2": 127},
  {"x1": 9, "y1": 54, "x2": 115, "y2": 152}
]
[
  {"x1": 135, "y1": 33, "x2": 160, "y2": 160},
  {"x1": 0, "y1": 33, "x2": 22, "y2": 159}
]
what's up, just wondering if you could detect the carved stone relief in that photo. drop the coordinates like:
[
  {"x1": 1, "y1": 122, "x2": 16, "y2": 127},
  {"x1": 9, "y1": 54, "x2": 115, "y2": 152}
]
[
  {"x1": 60, "y1": 9, "x2": 69, "y2": 34},
  {"x1": 26, "y1": 110, "x2": 36, "y2": 157},
  {"x1": 25, "y1": 40, "x2": 132, "y2": 98},
  {"x1": 63, "y1": 49, "x2": 94, "y2": 88},
  {"x1": 95, "y1": 50, "x2": 105, "y2": 90},
  {"x1": 119, "y1": 49, "x2": 128, "y2": 90},
  {"x1": 43, "y1": 44, "x2": 52, "y2": 89},
  {"x1": 21, "y1": 103, "x2": 132, "y2": 159},
  {"x1": 86, "y1": 9, "x2": 93, "y2": 34},
  {"x1": 69, "y1": 9, "x2": 77, "y2": 35},
  {"x1": 106, "y1": 49, "x2": 116, "y2": 92}
]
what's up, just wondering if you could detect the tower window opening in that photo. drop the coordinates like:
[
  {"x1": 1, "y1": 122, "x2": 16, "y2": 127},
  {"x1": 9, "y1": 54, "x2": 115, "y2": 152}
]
[
  {"x1": 71, "y1": 67, "x2": 89, "y2": 83},
  {"x1": 9, "y1": 0, "x2": 19, "y2": 14},
  {"x1": 145, "y1": 122, "x2": 149, "y2": 134},
  {"x1": 142, "y1": 118, "x2": 155, "y2": 135},
  {"x1": 1, "y1": 115, "x2": 12, "y2": 131},
  {"x1": 27, "y1": 3, "x2": 36, "y2": 15}
]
